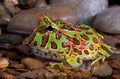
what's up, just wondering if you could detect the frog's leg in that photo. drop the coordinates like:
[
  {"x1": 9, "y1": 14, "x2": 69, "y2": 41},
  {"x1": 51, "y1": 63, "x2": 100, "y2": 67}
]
[
  {"x1": 49, "y1": 62, "x2": 66, "y2": 68},
  {"x1": 91, "y1": 43, "x2": 113, "y2": 65},
  {"x1": 66, "y1": 57, "x2": 83, "y2": 68},
  {"x1": 91, "y1": 56, "x2": 102, "y2": 65}
]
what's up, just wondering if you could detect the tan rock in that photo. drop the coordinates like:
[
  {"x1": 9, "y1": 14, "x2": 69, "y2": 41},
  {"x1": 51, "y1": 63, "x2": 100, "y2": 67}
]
[
  {"x1": 0, "y1": 72, "x2": 15, "y2": 79},
  {"x1": 92, "y1": 63, "x2": 112, "y2": 77},
  {"x1": 0, "y1": 57, "x2": 9, "y2": 69},
  {"x1": 21, "y1": 57, "x2": 44, "y2": 70}
]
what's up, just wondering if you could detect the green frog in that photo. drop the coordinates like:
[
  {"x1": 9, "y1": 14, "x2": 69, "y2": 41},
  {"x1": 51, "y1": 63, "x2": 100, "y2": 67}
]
[{"x1": 24, "y1": 15, "x2": 112, "y2": 68}]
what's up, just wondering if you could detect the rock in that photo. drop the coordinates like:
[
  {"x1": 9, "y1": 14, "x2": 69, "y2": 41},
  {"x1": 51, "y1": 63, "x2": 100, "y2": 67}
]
[
  {"x1": 111, "y1": 74, "x2": 120, "y2": 79},
  {"x1": 92, "y1": 63, "x2": 112, "y2": 77},
  {"x1": 0, "y1": 72, "x2": 15, "y2": 79},
  {"x1": 50, "y1": 0, "x2": 108, "y2": 25},
  {"x1": 7, "y1": 4, "x2": 78, "y2": 34},
  {"x1": 0, "y1": 52, "x2": 2, "y2": 57},
  {"x1": 0, "y1": 57, "x2": 9, "y2": 69},
  {"x1": 114, "y1": 34, "x2": 120, "y2": 40},
  {"x1": 103, "y1": 34, "x2": 120, "y2": 47},
  {"x1": 35, "y1": 0, "x2": 47, "y2": 8},
  {"x1": 86, "y1": 77, "x2": 99, "y2": 79},
  {"x1": 0, "y1": 34, "x2": 23, "y2": 45},
  {"x1": 2, "y1": 51, "x2": 18, "y2": 58},
  {"x1": 6, "y1": 68, "x2": 21, "y2": 75},
  {"x1": 94, "y1": 7, "x2": 120, "y2": 34},
  {"x1": 21, "y1": 57, "x2": 44, "y2": 70},
  {"x1": 9, "y1": 63, "x2": 25, "y2": 69},
  {"x1": 107, "y1": 59, "x2": 120, "y2": 69},
  {"x1": 110, "y1": 70, "x2": 120, "y2": 79},
  {"x1": 20, "y1": 69, "x2": 48, "y2": 79},
  {"x1": 0, "y1": 2, "x2": 21, "y2": 25}
]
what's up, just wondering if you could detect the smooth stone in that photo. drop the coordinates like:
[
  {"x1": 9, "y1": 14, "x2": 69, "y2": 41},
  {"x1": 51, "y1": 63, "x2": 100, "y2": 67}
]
[
  {"x1": 107, "y1": 59, "x2": 120, "y2": 69},
  {"x1": 0, "y1": 72, "x2": 15, "y2": 79},
  {"x1": 21, "y1": 57, "x2": 44, "y2": 70},
  {"x1": 94, "y1": 7, "x2": 120, "y2": 34},
  {"x1": 0, "y1": 34, "x2": 23, "y2": 45},
  {"x1": 50, "y1": 0, "x2": 108, "y2": 25},
  {"x1": 0, "y1": 57, "x2": 9, "y2": 69},
  {"x1": 0, "y1": 2, "x2": 20, "y2": 25},
  {"x1": 7, "y1": 4, "x2": 78, "y2": 34},
  {"x1": 92, "y1": 63, "x2": 112, "y2": 77}
]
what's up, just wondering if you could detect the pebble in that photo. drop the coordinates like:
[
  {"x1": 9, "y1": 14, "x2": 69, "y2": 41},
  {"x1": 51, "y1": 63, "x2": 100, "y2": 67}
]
[
  {"x1": 0, "y1": 72, "x2": 15, "y2": 79},
  {"x1": 92, "y1": 63, "x2": 112, "y2": 77},
  {"x1": 107, "y1": 59, "x2": 120, "y2": 69},
  {"x1": 20, "y1": 69, "x2": 48, "y2": 79},
  {"x1": 21, "y1": 57, "x2": 44, "y2": 70},
  {"x1": 2, "y1": 51, "x2": 18, "y2": 58},
  {"x1": 111, "y1": 74, "x2": 120, "y2": 79},
  {"x1": 0, "y1": 2, "x2": 21, "y2": 25},
  {"x1": 0, "y1": 34, "x2": 23, "y2": 45},
  {"x1": 94, "y1": 7, "x2": 120, "y2": 34},
  {"x1": 0, "y1": 57, "x2": 9, "y2": 69}
]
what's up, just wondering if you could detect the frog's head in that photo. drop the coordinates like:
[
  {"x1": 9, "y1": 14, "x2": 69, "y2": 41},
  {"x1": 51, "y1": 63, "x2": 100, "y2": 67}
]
[{"x1": 38, "y1": 15, "x2": 65, "y2": 31}]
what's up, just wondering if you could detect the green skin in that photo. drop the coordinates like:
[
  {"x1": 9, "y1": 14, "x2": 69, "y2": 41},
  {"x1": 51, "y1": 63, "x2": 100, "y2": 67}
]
[{"x1": 25, "y1": 15, "x2": 112, "y2": 68}]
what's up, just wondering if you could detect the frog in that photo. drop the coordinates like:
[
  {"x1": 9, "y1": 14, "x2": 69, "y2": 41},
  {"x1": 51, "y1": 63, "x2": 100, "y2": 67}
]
[{"x1": 24, "y1": 15, "x2": 112, "y2": 68}]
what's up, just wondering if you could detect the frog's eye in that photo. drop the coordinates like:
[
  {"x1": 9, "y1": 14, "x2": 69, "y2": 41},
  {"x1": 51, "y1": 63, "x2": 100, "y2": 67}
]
[{"x1": 47, "y1": 26, "x2": 54, "y2": 31}]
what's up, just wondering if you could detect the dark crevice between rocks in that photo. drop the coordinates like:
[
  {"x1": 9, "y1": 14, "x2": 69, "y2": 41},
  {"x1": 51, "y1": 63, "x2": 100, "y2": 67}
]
[{"x1": 108, "y1": 0, "x2": 120, "y2": 6}]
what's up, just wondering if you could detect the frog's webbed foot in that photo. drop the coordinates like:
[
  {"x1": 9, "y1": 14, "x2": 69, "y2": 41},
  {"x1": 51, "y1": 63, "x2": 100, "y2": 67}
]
[
  {"x1": 49, "y1": 62, "x2": 66, "y2": 69},
  {"x1": 66, "y1": 57, "x2": 83, "y2": 68},
  {"x1": 91, "y1": 56, "x2": 106, "y2": 66}
]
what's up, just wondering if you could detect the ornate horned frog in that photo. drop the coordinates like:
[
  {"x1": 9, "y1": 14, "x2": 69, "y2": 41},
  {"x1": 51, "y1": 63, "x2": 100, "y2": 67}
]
[{"x1": 25, "y1": 15, "x2": 112, "y2": 68}]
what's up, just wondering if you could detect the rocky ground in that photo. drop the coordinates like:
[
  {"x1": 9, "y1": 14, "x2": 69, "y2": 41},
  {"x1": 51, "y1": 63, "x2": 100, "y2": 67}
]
[{"x1": 0, "y1": 0, "x2": 120, "y2": 79}]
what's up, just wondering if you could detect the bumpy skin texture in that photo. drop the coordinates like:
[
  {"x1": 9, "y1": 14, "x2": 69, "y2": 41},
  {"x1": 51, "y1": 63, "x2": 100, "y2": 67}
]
[{"x1": 25, "y1": 15, "x2": 112, "y2": 68}]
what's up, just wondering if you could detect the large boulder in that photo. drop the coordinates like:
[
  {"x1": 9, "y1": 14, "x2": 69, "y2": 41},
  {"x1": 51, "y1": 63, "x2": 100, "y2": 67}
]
[
  {"x1": 94, "y1": 7, "x2": 120, "y2": 34},
  {"x1": 50, "y1": 0, "x2": 108, "y2": 25},
  {"x1": 7, "y1": 4, "x2": 78, "y2": 34}
]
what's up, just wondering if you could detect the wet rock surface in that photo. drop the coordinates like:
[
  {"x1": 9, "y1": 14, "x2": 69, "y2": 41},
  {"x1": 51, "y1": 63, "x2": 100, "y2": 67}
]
[
  {"x1": 94, "y1": 7, "x2": 120, "y2": 34},
  {"x1": 50, "y1": 0, "x2": 108, "y2": 25},
  {"x1": 92, "y1": 63, "x2": 112, "y2": 77},
  {"x1": 7, "y1": 0, "x2": 108, "y2": 34}
]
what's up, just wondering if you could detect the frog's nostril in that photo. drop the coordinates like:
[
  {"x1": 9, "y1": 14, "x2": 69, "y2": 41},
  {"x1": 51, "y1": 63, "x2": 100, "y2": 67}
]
[{"x1": 47, "y1": 26, "x2": 54, "y2": 31}]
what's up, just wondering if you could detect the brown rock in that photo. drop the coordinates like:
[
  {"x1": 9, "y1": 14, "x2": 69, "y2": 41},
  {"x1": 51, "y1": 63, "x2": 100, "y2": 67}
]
[
  {"x1": 21, "y1": 57, "x2": 44, "y2": 70},
  {"x1": 111, "y1": 74, "x2": 120, "y2": 79},
  {"x1": 0, "y1": 2, "x2": 21, "y2": 25},
  {"x1": 114, "y1": 34, "x2": 120, "y2": 40},
  {"x1": 0, "y1": 53, "x2": 2, "y2": 57},
  {"x1": 6, "y1": 68, "x2": 21, "y2": 75},
  {"x1": 107, "y1": 59, "x2": 120, "y2": 69},
  {"x1": 20, "y1": 69, "x2": 48, "y2": 79},
  {"x1": 0, "y1": 72, "x2": 15, "y2": 79},
  {"x1": 2, "y1": 51, "x2": 17, "y2": 58},
  {"x1": 92, "y1": 63, "x2": 112, "y2": 77},
  {"x1": 9, "y1": 63, "x2": 25, "y2": 69},
  {"x1": 103, "y1": 34, "x2": 120, "y2": 47},
  {"x1": 72, "y1": 72, "x2": 82, "y2": 79},
  {"x1": 0, "y1": 57, "x2": 9, "y2": 69}
]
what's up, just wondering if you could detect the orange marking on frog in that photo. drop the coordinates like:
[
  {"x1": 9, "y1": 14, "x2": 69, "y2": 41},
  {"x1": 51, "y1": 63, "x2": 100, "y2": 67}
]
[
  {"x1": 73, "y1": 28, "x2": 78, "y2": 34},
  {"x1": 59, "y1": 29, "x2": 68, "y2": 35}
]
